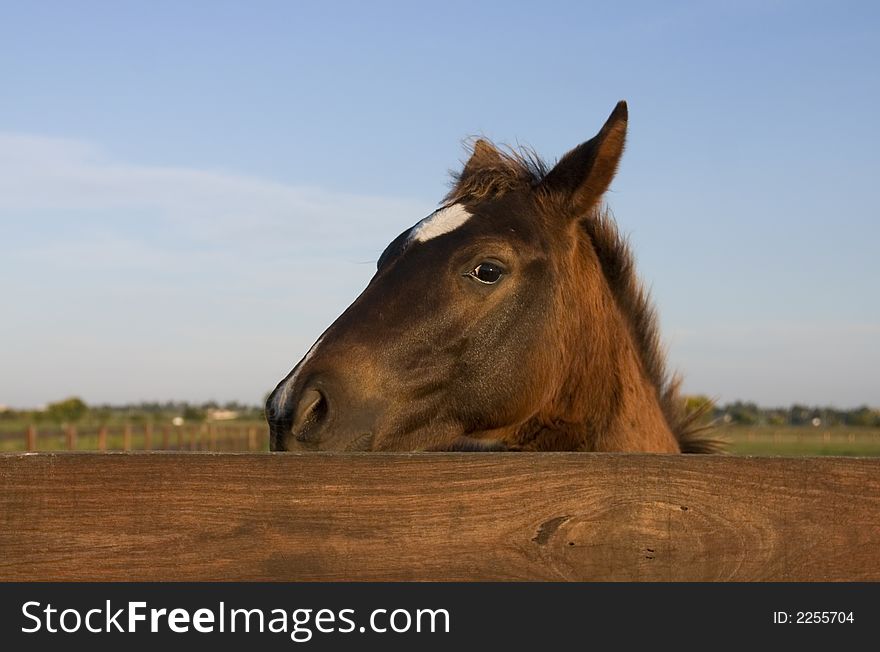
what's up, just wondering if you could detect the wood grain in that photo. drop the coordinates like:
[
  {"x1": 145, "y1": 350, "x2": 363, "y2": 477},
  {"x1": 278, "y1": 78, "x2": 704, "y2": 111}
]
[{"x1": 1, "y1": 453, "x2": 878, "y2": 581}]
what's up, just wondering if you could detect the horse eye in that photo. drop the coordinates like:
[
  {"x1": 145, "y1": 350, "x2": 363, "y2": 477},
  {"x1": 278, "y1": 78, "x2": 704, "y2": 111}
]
[{"x1": 469, "y1": 262, "x2": 504, "y2": 284}]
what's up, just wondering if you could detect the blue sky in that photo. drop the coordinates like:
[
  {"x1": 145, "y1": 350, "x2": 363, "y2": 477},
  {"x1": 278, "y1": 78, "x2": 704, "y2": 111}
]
[{"x1": 1, "y1": 1, "x2": 878, "y2": 408}]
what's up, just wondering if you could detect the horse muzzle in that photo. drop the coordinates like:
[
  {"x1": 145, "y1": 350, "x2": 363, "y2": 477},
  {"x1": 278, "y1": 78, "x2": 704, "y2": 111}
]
[{"x1": 267, "y1": 376, "x2": 376, "y2": 451}]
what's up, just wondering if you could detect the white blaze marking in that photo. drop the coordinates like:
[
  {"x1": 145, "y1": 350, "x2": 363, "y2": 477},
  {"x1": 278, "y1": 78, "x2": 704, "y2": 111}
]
[
  {"x1": 408, "y1": 203, "x2": 472, "y2": 243},
  {"x1": 273, "y1": 335, "x2": 324, "y2": 414}
]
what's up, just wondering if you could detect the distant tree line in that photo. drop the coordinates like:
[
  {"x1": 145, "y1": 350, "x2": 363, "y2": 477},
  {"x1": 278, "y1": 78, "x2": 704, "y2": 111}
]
[
  {"x1": 0, "y1": 398, "x2": 267, "y2": 425},
  {"x1": 1, "y1": 396, "x2": 878, "y2": 428},
  {"x1": 684, "y1": 397, "x2": 880, "y2": 427}
]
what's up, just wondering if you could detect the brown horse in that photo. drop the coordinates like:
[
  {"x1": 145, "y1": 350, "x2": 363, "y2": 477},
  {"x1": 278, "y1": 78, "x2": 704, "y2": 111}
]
[{"x1": 267, "y1": 102, "x2": 716, "y2": 453}]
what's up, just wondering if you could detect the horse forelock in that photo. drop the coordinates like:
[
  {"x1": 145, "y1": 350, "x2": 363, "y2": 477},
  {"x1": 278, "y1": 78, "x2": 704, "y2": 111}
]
[{"x1": 445, "y1": 140, "x2": 549, "y2": 204}]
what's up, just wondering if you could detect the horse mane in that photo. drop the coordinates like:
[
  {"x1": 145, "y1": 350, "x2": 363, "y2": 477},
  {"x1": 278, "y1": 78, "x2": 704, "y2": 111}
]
[
  {"x1": 578, "y1": 210, "x2": 722, "y2": 453},
  {"x1": 447, "y1": 140, "x2": 722, "y2": 453}
]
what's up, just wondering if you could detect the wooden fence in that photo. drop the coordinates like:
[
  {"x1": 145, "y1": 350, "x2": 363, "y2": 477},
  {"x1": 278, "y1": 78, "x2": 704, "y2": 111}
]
[
  {"x1": 2, "y1": 423, "x2": 268, "y2": 452},
  {"x1": 1, "y1": 452, "x2": 878, "y2": 581}
]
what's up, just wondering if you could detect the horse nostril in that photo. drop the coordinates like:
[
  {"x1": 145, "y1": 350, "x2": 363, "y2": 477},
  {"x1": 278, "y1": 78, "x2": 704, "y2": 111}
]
[{"x1": 292, "y1": 386, "x2": 329, "y2": 443}]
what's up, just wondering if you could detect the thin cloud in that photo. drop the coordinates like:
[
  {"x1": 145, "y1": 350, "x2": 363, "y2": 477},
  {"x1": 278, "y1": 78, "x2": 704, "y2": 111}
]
[{"x1": 0, "y1": 132, "x2": 432, "y2": 256}]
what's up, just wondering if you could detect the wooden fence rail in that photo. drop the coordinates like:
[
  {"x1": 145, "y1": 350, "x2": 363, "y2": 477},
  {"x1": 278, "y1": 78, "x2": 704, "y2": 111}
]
[{"x1": 0, "y1": 453, "x2": 878, "y2": 581}]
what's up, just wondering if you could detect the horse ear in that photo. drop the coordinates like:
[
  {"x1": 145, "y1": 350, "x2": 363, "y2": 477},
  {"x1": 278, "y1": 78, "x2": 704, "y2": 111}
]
[{"x1": 540, "y1": 101, "x2": 628, "y2": 217}]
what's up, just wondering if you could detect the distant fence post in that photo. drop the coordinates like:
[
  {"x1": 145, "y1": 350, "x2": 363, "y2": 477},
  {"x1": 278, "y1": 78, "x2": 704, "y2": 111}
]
[
  {"x1": 26, "y1": 425, "x2": 37, "y2": 451},
  {"x1": 162, "y1": 426, "x2": 170, "y2": 450},
  {"x1": 209, "y1": 425, "x2": 217, "y2": 450},
  {"x1": 188, "y1": 427, "x2": 196, "y2": 451},
  {"x1": 66, "y1": 426, "x2": 77, "y2": 451},
  {"x1": 144, "y1": 423, "x2": 152, "y2": 451},
  {"x1": 97, "y1": 426, "x2": 107, "y2": 452},
  {"x1": 123, "y1": 424, "x2": 132, "y2": 451},
  {"x1": 248, "y1": 427, "x2": 258, "y2": 452}
]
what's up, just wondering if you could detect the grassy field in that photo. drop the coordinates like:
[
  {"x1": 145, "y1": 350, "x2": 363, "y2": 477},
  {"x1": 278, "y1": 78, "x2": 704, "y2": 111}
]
[{"x1": 718, "y1": 425, "x2": 880, "y2": 456}]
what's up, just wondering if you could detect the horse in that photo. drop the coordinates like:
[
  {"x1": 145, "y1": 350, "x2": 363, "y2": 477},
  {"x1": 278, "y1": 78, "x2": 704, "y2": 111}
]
[{"x1": 266, "y1": 101, "x2": 717, "y2": 453}]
